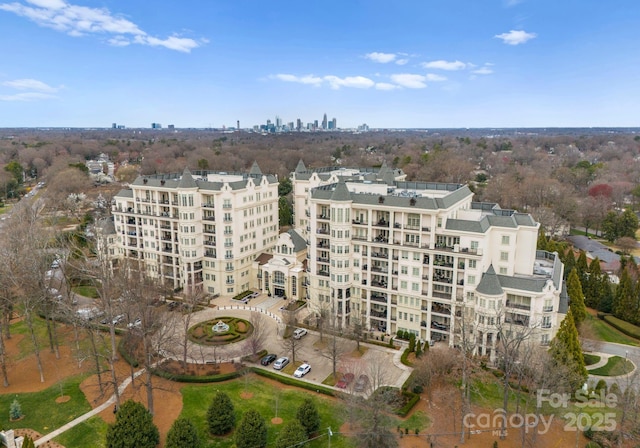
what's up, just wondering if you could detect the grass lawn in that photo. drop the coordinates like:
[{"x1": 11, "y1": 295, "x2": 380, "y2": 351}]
[
  {"x1": 584, "y1": 353, "x2": 601, "y2": 366},
  {"x1": 582, "y1": 314, "x2": 640, "y2": 346},
  {"x1": 180, "y1": 378, "x2": 356, "y2": 448},
  {"x1": 180, "y1": 377, "x2": 430, "y2": 448},
  {"x1": 55, "y1": 415, "x2": 108, "y2": 448},
  {"x1": 72, "y1": 285, "x2": 100, "y2": 299},
  {"x1": 10, "y1": 315, "x2": 54, "y2": 360},
  {"x1": 0, "y1": 375, "x2": 94, "y2": 436},
  {"x1": 590, "y1": 356, "x2": 635, "y2": 376}
]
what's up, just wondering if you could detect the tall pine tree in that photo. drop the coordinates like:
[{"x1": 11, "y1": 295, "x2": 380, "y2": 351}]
[
  {"x1": 614, "y1": 268, "x2": 636, "y2": 323},
  {"x1": 235, "y1": 410, "x2": 267, "y2": 448},
  {"x1": 575, "y1": 251, "x2": 589, "y2": 287},
  {"x1": 567, "y1": 269, "x2": 587, "y2": 326},
  {"x1": 549, "y1": 310, "x2": 588, "y2": 391},
  {"x1": 584, "y1": 257, "x2": 602, "y2": 309}
]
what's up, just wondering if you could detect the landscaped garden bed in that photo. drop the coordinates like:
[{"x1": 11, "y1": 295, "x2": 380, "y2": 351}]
[{"x1": 187, "y1": 316, "x2": 253, "y2": 345}]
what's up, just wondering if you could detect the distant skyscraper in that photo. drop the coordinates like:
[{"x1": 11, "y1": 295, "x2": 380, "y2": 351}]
[
  {"x1": 296, "y1": 118, "x2": 302, "y2": 131},
  {"x1": 112, "y1": 123, "x2": 117, "y2": 129},
  {"x1": 237, "y1": 120, "x2": 240, "y2": 130},
  {"x1": 322, "y1": 113, "x2": 328, "y2": 130},
  {"x1": 276, "y1": 116, "x2": 282, "y2": 128},
  {"x1": 151, "y1": 123, "x2": 162, "y2": 129},
  {"x1": 313, "y1": 120, "x2": 318, "y2": 129},
  {"x1": 331, "y1": 118, "x2": 337, "y2": 130}
]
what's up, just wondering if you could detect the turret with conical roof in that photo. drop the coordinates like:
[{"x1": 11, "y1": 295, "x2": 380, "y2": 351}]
[
  {"x1": 330, "y1": 181, "x2": 351, "y2": 202},
  {"x1": 177, "y1": 167, "x2": 198, "y2": 189},
  {"x1": 249, "y1": 161, "x2": 263, "y2": 176},
  {"x1": 476, "y1": 265, "x2": 504, "y2": 296},
  {"x1": 294, "y1": 159, "x2": 307, "y2": 174}
]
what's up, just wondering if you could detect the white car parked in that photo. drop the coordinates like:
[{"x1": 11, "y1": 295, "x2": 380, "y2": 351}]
[{"x1": 293, "y1": 363, "x2": 311, "y2": 378}]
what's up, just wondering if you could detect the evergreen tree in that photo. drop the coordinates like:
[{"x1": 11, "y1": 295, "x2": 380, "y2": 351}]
[
  {"x1": 207, "y1": 391, "x2": 235, "y2": 435},
  {"x1": 602, "y1": 211, "x2": 619, "y2": 242},
  {"x1": 563, "y1": 249, "x2": 576, "y2": 280},
  {"x1": 274, "y1": 420, "x2": 308, "y2": 448},
  {"x1": 166, "y1": 418, "x2": 201, "y2": 448},
  {"x1": 408, "y1": 334, "x2": 416, "y2": 352},
  {"x1": 567, "y1": 269, "x2": 587, "y2": 326},
  {"x1": 415, "y1": 340, "x2": 423, "y2": 358},
  {"x1": 549, "y1": 310, "x2": 588, "y2": 391},
  {"x1": 614, "y1": 268, "x2": 636, "y2": 323},
  {"x1": 22, "y1": 437, "x2": 35, "y2": 448},
  {"x1": 105, "y1": 400, "x2": 159, "y2": 448},
  {"x1": 575, "y1": 251, "x2": 589, "y2": 287},
  {"x1": 296, "y1": 398, "x2": 321, "y2": 437},
  {"x1": 584, "y1": 257, "x2": 602, "y2": 308},
  {"x1": 235, "y1": 409, "x2": 267, "y2": 448},
  {"x1": 537, "y1": 230, "x2": 548, "y2": 251},
  {"x1": 619, "y1": 208, "x2": 639, "y2": 239}
]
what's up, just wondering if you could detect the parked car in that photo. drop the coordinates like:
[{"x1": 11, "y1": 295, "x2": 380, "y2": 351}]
[
  {"x1": 354, "y1": 374, "x2": 370, "y2": 392},
  {"x1": 336, "y1": 373, "x2": 355, "y2": 389},
  {"x1": 273, "y1": 357, "x2": 289, "y2": 370},
  {"x1": 293, "y1": 363, "x2": 311, "y2": 378},
  {"x1": 127, "y1": 318, "x2": 142, "y2": 329},
  {"x1": 112, "y1": 314, "x2": 125, "y2": 325},
  {"x1": 167, "y1": 301, "x2": 180, "y2": 311},
  {"x1": 293, "y1": 328, "x2": 308, "y2": 339},
  {"x1": 261, "y1": 354, "x2": 277, "y2": 366}
]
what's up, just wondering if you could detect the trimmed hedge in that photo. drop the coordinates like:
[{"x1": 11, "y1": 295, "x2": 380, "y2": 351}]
[
  {"x1": 241, "y1": 349, "x2": 268, "y2": 363},
  {"x1": 400, "y1": 348, "x2": 413, "y2": 367},
  {"x1": 396, "y1": 390, "x2": 421, "y2": 417},
  {"x1": 252, "y1": 368, "x2": 336, "y2": 397},
  {"x1": 603, "y1": 315, "x2": 640, "y2": 340},
  {"x1": 233, "y1": 290, "x2": 253, "y2": 301},
  {"x1": 152, "y1": 367, "x2": 246, "y2": 383}
]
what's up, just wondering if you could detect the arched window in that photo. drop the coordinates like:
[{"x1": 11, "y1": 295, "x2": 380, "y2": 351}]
[
  {"x1": 281, "y1": 244, "x2": 288, "y2": 254},
  {"x1": 274, "y1": 271, "x2": 285, "y2": 285}
]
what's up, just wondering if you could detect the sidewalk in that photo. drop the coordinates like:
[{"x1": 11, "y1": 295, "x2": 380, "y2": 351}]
[{"x1": 34, "y1": 367, "x2": 148, "y2": 446}]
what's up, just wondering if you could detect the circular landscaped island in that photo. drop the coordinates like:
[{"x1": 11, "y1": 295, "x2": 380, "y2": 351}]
[{"x1": 188, "y1": 317, "x2": 253, "y2": 346}]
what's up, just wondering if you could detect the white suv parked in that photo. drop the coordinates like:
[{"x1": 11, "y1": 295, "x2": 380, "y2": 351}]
[{"x1": 293, "y1": 328, "x2": 308, "y2": 339}]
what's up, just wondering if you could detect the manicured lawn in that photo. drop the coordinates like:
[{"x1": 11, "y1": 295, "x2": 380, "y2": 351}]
[
  {"x1": 55, "y1": 415, "x2": 108, "y2": 448},
  {"x1": 180, "y1": 377, "x2": 355, "y2": 448},
  {"x1": 583, "y1": 314, "x2": 640, "y2": 346},
  {"x1": 72, "y1": 285, "x2": 100, "y2": 299},
  {"x1": 590, "y1": 356, "x2": 635, "y2": 376},
  {"x1": 583, "y1": 353, "x2": 601, "y2": 366},
  {"x1": 0, "y1": 375, "x2": 94, "y2": 436}
]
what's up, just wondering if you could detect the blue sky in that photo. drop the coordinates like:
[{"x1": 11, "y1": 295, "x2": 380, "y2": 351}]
[{"x1": 1, "y1": 0, "x2": 639, "y2": 129}]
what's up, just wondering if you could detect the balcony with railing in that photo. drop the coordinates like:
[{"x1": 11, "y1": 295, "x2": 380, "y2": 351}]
[
  {"x1": 317, "y1": 228, "x2": 330, "y2": 235},
  {"x1": 370, "y1": 310, "x2": 387, "y2": 319},
  {"x1": 371, "y1": 251, "x2": 388, "y2": 259},
  {"x1": 505, "y1": 314, "x2": 530, "y2": 327},
  {"x1": 317, "y1": 214, "x2": 330, "y2": 221},
  {"x1": 506, "y1": 301, "x2": 531, "y2": 311},
  {"x1": 541, "y1": 322, "x2": 552, "y2": 329},
  {"x1": 204, "y1": 239, "x2": 216, "y2": 246},
  {"x1": 204, "y1": 215, "x2": 216, "y2": 221},
  {"x1": 224, "y1": 242, "x2": 233, "y2": 248},
  {"x1": 317, "y1": 257, "x2": 330, "y2": 264},
  {"x1": 205, "y1": 250, "x2": 216, "y2": 258},
  {"x1": 225, "y1": 254, "x2": 233, "y2": 259},
  {"x1": 352, "y1": 219, "x2": 368, "y2": 225},
  {"x1": 432, "y1": 291, "x2": 452, "y2": 300},
  {"x1": 370, "y1": 294, "x2": 388, "y2": 303},
  {"x1": 317, "y1": 270, "x2": 330, "y2": 277},
  {"x1": 543, "y1": 305, "x2": 553, "y2": 312},
  {"x1": 203, "y1": 202, "x2": 215, "y2": 208},
  {"x1": 223, "y1": 217, "x2": 233, "y2": 223},
  {"x1": 432, "y1": 304, "x2": 451, "y2": 315},
  {"x1": 352, "y1": 234, "x2": 368, "y2": 241},
  {"x1": 373, "y1": 219, "x2": 389, "y2": 228}
]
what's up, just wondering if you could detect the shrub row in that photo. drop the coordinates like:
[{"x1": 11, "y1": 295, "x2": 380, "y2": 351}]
[
  {"x1": 152, "y1": 367, "x2": 245, "y2": 383},
  {"x1": 400, "y1": 348, "x2": 413, "y2": 367},
  {"x1": 232, "y1": 290, "x2": 253, "y2": 301},
  {"x1": 251, "y1": 368, "x2": 335, "y2": 397},
  {"x1": 396, "y1": 390, "x2": 421, "y2": 417},
  {"x1": 603, "y1": 315, "x2": 640, "y2": 339}
]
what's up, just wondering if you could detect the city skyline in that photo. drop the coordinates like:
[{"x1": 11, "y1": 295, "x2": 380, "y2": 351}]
[{"x1": 0, "y1": 0, "x2": 639, "y2": 128}]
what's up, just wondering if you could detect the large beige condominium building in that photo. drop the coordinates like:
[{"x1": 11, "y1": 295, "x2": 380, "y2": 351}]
[
  {"x1": 111, "y1": 163, "x2": 279, "y2": 296},
  {"x1": 305, "y1": 178, "x2": 566, "y2": 360}
]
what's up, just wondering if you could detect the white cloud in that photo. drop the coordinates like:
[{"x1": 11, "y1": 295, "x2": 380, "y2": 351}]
[
  {"x1": 324, "y1": 75, "x2": 375, "y2": 89},
  {"x1": 472, "y1": 67, "x2": 493, "y2": 75},
  {"x1": 0, "y1": 0, "x2": 202, "y2": 52},
  {"x1": 375, "y1": 82, "x2": 398, "y2": 91},
  {"x1": 390, "y1": 74, "x2": 427, "y2": 89},
  {"x1": 2, "y1": 78, "x2": 61, "y2": 92},
  {"x1": 421, "y1": 60, "x2": 467, "y2": 71},
  {"x1": 0, "y1": 92, "x2": 56, "y2": 101},
  {"x1": 395, "y1": 59, "x2": 408, "y2": 66},
  {"x1": 364, "y1": 52, "x2": 396, "y2": 63},
  {"x1": 271, "y1": 74, "x2": 323, "y2": 86},
  {"x1": 425, "y1": 73, "x2": 447, "y2": 81},
  {"x1": 494, "y1": 29, "x2": 537, "y2": 45}
]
